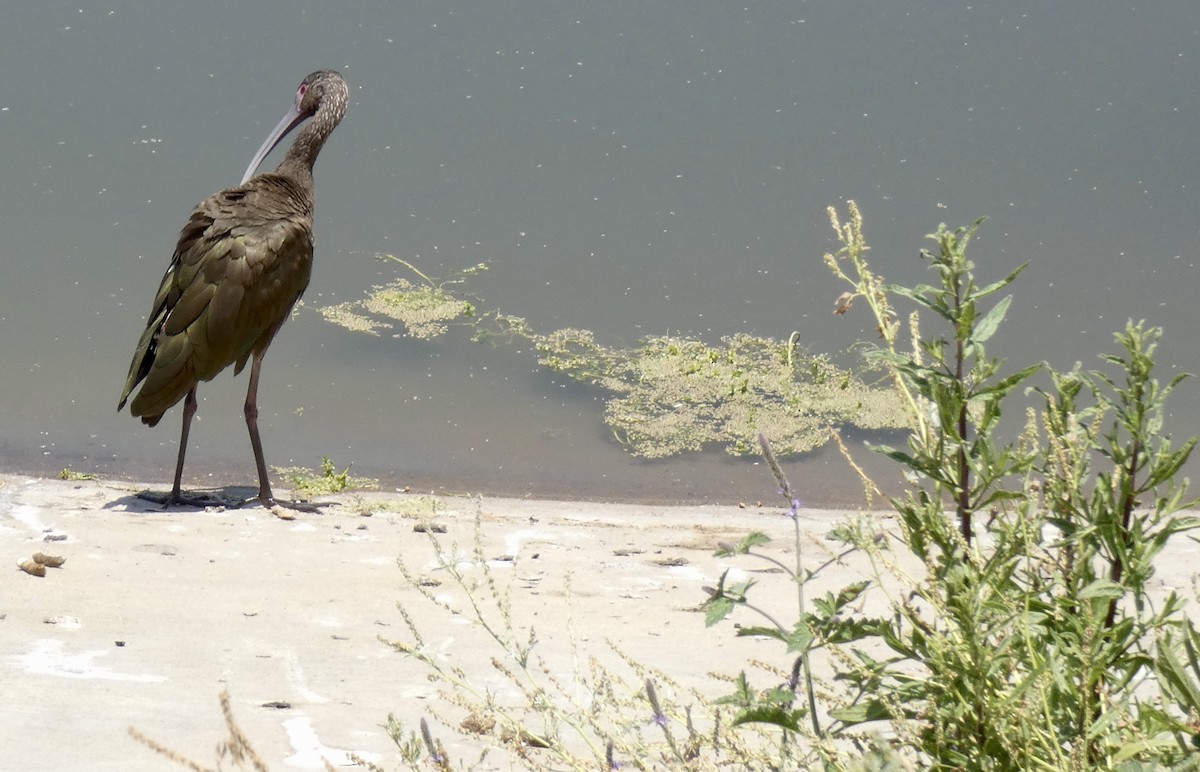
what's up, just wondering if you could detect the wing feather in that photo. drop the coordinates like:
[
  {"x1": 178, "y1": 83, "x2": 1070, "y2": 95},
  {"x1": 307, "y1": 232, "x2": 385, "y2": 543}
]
[{"x1": 119, "y1": 175, "x2": 313, "y2": 424}]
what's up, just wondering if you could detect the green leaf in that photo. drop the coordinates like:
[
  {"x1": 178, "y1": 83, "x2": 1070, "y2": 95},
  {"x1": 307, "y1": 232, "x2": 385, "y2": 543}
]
[
  {"x1": 822, "y1": 617, "x2": 890, "y2": 644},
  {"x1": 972, "y1": 262, "x2": 1028, "y2": 299},
  {"x1": 828, "y1": 700, "x2": 891, "y2": 725},
  {"x1": 1157, "y1": 628, "x2": 1200, "y2": 713},
  {"x1": 1111, "y1": 740, "x2": 1169, "y2": 764},
  {"x1": 737, "y1": 532, "x2": 772, "y2": 550},
  {"x1": 787, "y1": 619, "x2": 815, "y2": 652},
  {"x1": 1078, "y1": 578, "x2": 1124, "y2": 601},
  {"x1": 704, "y1": 596, "x2": 735, "y2": 627},
  {"x1": 714, "y1": 531, "x2": 771, "y2": 557},
  {"x1": 971, "y1": 363, "x2": 1043, "y2": 399},
  {"x1": 970, "y1": 294, "x2": 1012, "y2": 344},
  {"x1": 1160, "y1": 515, "x2": 1200, "y2": 537},
  {"x1": 871, "y1": 444, "x2": 952, "y2": 483},
  {"x1": 836, "y1": 580, "x2": 869, "y2": 605},
  {"x1": 736, "y1": 625, "x2": 790, "y2": 644},
  {"x1": 760, "y1": 685, "x2": 799, "y2": 706},
  {"x1": 1145, "y1": 439, "x2": 1198, "y2": 488},
  {"x1": 713, "y1": 671, "x2": 755, "y2": 706},
  {"x1": 731, "y1": 706, "x2": 804, "y2": 732}
]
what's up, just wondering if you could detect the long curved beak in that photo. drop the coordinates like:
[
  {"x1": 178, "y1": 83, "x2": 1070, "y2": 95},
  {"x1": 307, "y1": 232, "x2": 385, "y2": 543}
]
[{"x1": 240, "y1": 104, "x2": 308, "y2": 185}]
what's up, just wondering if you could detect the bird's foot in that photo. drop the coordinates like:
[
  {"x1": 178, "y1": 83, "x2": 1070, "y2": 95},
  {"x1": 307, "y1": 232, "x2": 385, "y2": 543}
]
[
  {"x1": 136, "y1": 489, "x2": 245, "y2": 509},
  {"x1": 258, "y1": 495, "x2": 333, "y2": 520}
]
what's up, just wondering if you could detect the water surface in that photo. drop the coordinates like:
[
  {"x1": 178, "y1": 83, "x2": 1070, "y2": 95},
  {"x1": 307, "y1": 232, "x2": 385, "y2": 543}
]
[{"x1": 2, "y1": 2, "x2": 1198, "y2": 505}]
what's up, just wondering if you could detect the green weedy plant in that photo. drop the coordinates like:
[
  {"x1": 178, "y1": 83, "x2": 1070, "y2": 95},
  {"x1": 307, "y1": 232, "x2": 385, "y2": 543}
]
[
  {"x1": 708, "y1": 203, "x2": 1200, "y2": 769},
  {"x1": 1155, "y1": 619, "x2": 1200, "y2": 755},
  {"x1": 1023, "y1": 323, "x2": 1200, "y2": 767},
  {"x1": 273, "y1": 456, "x2": 379, "y2": 497},
  {"x1": 702, "y1": 432, "x2": 897, "y2": 766}
]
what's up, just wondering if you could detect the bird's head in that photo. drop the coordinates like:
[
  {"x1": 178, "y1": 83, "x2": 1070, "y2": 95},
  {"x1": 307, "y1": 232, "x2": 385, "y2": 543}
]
[{"x1": 240, "y1": 70, "x2": 349, "y2": 185}]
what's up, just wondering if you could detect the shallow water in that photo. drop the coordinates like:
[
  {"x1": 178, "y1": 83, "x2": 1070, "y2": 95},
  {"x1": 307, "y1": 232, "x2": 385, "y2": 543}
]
[{"x1": 3, "y1": 2, "x2": 1199, "y2": 505}]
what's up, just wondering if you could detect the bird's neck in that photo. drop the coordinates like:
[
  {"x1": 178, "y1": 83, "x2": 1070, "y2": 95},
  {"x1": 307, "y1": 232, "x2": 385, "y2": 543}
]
[
  {"x1": 276, "y1": 122, "x2": 329, "y2": 181},
  {"x1": 271, "y1": 80, "x2": 346, "y2": 184}
]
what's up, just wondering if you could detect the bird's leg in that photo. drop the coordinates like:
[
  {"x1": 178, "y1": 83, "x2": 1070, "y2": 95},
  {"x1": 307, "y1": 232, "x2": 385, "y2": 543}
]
[
  {"x1": 243, "y1": 352, "x2": 329, "y2": 518},
  {"x1": 244, "y1": 352, "x2": 276, "y2": 508},
  {"x1": 138, "y1": 386, "x2": 240, "y2": 508},
  {"x1": 171, "y1": 385, "x2": 199, "y2": 502}
]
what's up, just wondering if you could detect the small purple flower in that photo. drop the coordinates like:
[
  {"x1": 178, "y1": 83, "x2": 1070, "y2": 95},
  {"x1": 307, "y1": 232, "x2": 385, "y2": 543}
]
[
  {"x1": 606, "y1": 740, "x2": 622, "y2": 770},
  {"x1": 645, "y1": 679, "x2": 668, "y2": 728},
  {"x1": 420, "y1": 718, "x2": 446, "y2": 765}
]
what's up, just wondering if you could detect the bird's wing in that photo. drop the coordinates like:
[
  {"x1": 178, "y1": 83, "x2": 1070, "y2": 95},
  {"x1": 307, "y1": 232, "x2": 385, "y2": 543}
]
[{"x1": 119, "y1": 177, "x2": 313, "y2": 423}]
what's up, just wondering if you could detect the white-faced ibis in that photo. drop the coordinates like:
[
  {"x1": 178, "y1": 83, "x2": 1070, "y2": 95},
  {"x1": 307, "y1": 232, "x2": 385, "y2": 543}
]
[{"x1": 119, "y1": 70, "x2": 349, "y2": 510}]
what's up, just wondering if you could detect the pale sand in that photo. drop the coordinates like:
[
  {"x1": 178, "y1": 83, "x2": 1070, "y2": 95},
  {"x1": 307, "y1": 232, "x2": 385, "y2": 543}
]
[
  {"x1": 1, "y1": 473, "x2": 867, "y2": 769},
  {"x1": 5, "y1": 474, "x2": 1199, "y2": 769}
]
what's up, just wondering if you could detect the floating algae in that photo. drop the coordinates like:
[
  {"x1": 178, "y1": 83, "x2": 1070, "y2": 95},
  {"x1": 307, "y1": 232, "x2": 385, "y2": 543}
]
[
  {"x1": 319, "y1": 256, "x2": 480, "y2": 340},
  {"x1": 322, "y1": 261, "x2": 908, "y2": 459},
  {"x1": 513, "y1": 325, "x2": 906, "y2": 458},
  {"x1": 320, "y1": 278, "x2": 475, "y2": 339}
]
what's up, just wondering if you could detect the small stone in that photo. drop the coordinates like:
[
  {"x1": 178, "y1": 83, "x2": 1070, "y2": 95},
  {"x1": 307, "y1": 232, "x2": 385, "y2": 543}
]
[{"x1": 32, "y1": 552, "x2": 66, "y2": 568}]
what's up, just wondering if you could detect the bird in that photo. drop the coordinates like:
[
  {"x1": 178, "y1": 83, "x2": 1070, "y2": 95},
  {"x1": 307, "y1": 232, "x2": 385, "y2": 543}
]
[{"x1": 119, "y1": 70, "x2": 349, "y2": 510}]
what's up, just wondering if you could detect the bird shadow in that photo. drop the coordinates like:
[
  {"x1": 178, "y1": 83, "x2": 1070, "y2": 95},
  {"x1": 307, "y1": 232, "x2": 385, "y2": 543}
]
[
  {"x1": 101, "y1": 486, "x2": 261, "y2": 514},
  {"x1": 101, "y1": 486, "x2": 335, "y2": 520}
]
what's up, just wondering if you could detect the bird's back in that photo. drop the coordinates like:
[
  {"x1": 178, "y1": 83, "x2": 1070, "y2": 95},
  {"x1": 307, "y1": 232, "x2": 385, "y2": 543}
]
[{"x1": 119, "y1": 175, "x2": 314, "y2": 425}]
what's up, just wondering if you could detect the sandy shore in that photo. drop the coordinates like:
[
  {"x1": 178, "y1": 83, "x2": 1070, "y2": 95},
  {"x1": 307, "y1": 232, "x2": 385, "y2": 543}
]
[
  {"x1": 9, "y1": 473, "x2": 1198, "y2": 769},
  {"x1": 1, "y1": 473, "x2": 873, "y2": 769}
]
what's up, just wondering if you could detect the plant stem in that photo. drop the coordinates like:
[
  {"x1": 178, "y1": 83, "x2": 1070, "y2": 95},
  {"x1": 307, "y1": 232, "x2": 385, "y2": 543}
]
[
  {"x1": 1106, "y1": 433, "x2": 1140, "y2": 631},
  {"x1": 953, "y1": 268, "x2": 972, "y2": 548},
  {"x1": 757, "y1": 432, "x2": 821, "y2": 737}
]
